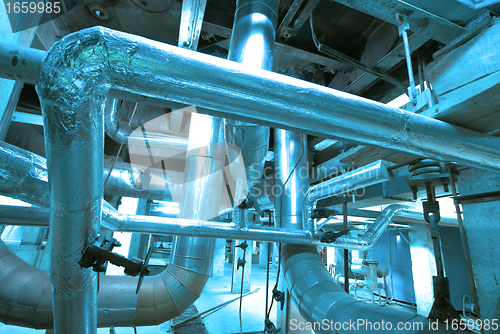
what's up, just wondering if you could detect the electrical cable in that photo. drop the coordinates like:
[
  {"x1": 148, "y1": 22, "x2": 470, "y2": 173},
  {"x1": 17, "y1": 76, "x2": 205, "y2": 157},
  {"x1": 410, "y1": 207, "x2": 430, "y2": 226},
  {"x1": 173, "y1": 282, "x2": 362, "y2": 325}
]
[{"x1": 266, "y1": 243, "x2": 281, "y2": 319}]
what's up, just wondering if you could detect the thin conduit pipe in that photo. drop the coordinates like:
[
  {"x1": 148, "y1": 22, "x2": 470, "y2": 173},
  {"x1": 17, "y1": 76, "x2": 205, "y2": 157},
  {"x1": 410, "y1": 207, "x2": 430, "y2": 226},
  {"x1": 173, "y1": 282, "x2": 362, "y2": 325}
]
[
  {"x1": 303, "y1": 160, "x2": 397, "y2": 233},
  {"x1": 2, "y1": 35, "x2": 500, "y2": 173}
]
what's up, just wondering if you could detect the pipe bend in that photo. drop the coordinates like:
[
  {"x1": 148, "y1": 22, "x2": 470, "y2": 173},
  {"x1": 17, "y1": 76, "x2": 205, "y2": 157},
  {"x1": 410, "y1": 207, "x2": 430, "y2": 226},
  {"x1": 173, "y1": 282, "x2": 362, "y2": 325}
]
[
  {"x1": 282, "y1": 244, "x2": 463, "y2": 333},
  {"x1": 0, "y1": 238, "x2": 210, "y2": 328}
]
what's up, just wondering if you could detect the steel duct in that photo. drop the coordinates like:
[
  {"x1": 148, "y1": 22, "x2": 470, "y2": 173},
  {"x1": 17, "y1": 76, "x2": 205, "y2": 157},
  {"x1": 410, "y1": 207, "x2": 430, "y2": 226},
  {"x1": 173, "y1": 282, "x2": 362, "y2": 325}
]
[
  {"x1": 224, "y1": 0, "x2": 277, "y2": 199},
  {"x1": 2, "y1": 32, "x2": 500, "y2": 172},
  {"x1": 281, "y1": 244, "x2": 462, "y2": 333}
]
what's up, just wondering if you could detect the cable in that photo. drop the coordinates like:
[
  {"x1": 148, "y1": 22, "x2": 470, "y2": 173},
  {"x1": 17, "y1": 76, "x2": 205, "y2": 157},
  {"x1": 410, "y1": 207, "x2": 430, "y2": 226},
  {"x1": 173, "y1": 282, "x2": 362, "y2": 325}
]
[
  {"x1": 236, "y1": 241, "x2": 248, "y2": 334},
  {"x1": 266, "y1": 243, "x2": 281, "y2": 319}
]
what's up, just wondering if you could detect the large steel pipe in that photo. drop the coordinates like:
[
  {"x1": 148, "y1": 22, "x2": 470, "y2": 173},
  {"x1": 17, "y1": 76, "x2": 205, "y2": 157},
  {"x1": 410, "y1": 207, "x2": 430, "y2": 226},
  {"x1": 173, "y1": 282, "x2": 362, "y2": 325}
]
[
  {"x1": 224, "y1": 0, "x2": 277, "y2": 199},
  {"x1": 3, "y1": 29, "x2": 500, "y2": 172}
]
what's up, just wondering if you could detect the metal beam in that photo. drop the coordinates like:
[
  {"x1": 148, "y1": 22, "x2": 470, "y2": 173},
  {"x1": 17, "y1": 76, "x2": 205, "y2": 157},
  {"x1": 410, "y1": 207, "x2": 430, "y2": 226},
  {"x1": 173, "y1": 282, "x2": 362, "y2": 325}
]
[
  {"x1": 332, "y1": 0, "x2": 466, "y2": 44},
  {"x1": 178, "y1": 0, "x2": 208, "y2": 50}
]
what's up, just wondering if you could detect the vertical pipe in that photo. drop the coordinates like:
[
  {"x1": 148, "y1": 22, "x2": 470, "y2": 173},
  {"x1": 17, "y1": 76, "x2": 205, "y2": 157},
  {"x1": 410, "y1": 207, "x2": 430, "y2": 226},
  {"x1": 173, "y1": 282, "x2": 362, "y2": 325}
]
[
  {"x1": 37, "y1": 66, "x2": 105, "y2": 333},
  {"x1": 224, "y1": 0, "x2": 278, "y2": 201},
  {"x1": 274, "y1": 131, "x2": 308, "y2": 229},
  {"x1": 170, "y1": 114, "x2": 224, "y2": 285}
]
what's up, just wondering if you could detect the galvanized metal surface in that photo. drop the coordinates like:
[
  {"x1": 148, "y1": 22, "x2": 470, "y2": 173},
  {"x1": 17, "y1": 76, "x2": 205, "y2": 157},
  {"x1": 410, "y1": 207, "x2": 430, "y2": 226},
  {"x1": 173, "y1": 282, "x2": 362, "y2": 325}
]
[
  {"x1": 4, "y1": 29, "x2": 500, "y2": 172},
  {"x1": 224, "y1": 0, "x2": 277, "y2": 198},
  {"x1": 282, "y1": 244, "x2": 462, "y2": 333}
]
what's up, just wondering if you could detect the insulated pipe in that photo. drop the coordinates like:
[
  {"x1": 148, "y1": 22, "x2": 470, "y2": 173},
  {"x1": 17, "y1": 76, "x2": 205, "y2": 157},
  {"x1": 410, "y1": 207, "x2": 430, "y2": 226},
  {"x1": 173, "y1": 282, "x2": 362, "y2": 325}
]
[
  {"x1": 2, "y1": 32, "x2": 500, "y2": 172},
  {"x1": 2, "y1": 203, "x2": 408, "y2": 249},
  {"x1": 282, "y1": 244, "x2": 463, "y2": 334},
  {"x1": 303, "y1": 160, "x2": 397, "y2": 233},
  {"x1": 0, "y1": 141, "x2": 173, "y2": 203},
  {"x1": 224, "y1": 0, "x2": 277, "y2": 199}
]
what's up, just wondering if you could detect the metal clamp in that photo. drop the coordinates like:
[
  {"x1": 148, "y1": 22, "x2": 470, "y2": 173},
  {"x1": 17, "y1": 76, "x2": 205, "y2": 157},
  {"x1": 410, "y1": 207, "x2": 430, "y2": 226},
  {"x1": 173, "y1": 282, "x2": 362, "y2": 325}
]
[
  {"x1": 272, "y1": 288, "x2": 285, "y2": 311},
  {"x1": 319, "y1": 229, "x2": 350, "y2": 243}
]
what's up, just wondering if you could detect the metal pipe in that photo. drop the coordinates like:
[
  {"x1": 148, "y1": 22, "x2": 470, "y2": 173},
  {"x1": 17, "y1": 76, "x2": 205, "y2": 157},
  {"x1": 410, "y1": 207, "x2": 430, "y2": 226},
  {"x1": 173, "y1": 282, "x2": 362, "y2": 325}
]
[
  {"x1": 275, "y1": 130, "x2": 308, "y2": 230},
  {"x1": 333, "y1": 205, "x2": 406, "y2": 251},
  {"x1": 447, "y1": 165, "x2": 479, "y2": 315},
  {"x1": 0, "y1": 42, "x2": 45, "y2": 85},
  {"x1": 2, "y1": 32, "x2": 500, "y2": 172},
  {"x1": 1, "y1": 203, "x2": 414, "y2": 249},
  {"x1": 0, "y1": 140, "x2": 174, "y2": 203},
  {"x1": 303, "y1": 160, "x2": 397, "y2": 234},
  {"x1": 281, "y1": 244, "x2": 464, "y2": 334},
  {"x1": 224, "y1": 0, "x2": 277, "y2": 200},
  {"x1": 38, "y1": 43, "x2": 103, "y2": 333}
]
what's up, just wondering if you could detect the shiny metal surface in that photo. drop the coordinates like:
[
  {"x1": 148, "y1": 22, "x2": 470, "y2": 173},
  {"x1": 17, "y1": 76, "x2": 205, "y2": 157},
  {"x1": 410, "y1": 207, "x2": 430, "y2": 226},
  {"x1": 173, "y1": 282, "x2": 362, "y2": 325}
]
[
  {"x1": 224, "y1": 0, "x2": 277, "y2": 198},
  {"x1": 3, "y1": 30, "x2": 500, "y2": 172},
  {"x1": 0, "y1": 141, "x2": 49, "y2": 208},
  {"x1": 0, "y1": 141, "x2": 173, "y2": 203},
  {"x1": 274, "y1": 130, "x2": 308, "y2": 229},
  {"x1": 103, "y1": 166, "x2": 173, "y2": 201},
  {"x1": 178, "y1": 0, "x2": 207, "y2": 50},
  {"x1": 281, "y1": 244, "x2": 463, "y2": 333}
]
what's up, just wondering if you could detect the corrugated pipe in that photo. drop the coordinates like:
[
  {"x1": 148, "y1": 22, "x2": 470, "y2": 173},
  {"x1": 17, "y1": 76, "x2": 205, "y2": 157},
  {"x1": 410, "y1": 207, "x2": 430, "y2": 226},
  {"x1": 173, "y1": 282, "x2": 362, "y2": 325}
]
[
  {"x1": 281, "y1": 244, "x2": 462, "y2": 333},
  {"x1": 303, "y1": 160, "x2": 397, "y2": 233},
  {"x1": 2, "y1": 32, "x2": 500, "y2": 173},
  {"x1": 224, "y1": 0, "x2": 277, "y2": 200},
  {"x1": 104, "y1": 98, "x2": 188, "y2": 152}
]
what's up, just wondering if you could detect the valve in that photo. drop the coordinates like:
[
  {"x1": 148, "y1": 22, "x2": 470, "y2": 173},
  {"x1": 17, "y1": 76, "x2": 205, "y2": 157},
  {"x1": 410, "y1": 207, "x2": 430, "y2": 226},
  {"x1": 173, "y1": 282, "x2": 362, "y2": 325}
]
[
  {"x1": 79, "y1": 233, "x2": 146, "y2": 277},
  {"x1": 236, "y1": 241, "x2": 248, "y2": 271}
]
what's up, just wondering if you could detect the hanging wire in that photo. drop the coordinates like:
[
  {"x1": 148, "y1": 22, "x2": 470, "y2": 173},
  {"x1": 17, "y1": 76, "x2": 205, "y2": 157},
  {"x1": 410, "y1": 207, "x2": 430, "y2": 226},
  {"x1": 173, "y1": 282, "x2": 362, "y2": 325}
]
[{"x1": 266, "y1": 243, "x2": 282, "y2": 319}]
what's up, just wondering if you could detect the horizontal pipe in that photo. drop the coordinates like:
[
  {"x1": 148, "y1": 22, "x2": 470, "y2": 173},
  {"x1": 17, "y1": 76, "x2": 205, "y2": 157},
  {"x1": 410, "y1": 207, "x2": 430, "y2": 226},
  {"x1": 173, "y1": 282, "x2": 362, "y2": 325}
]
[
  {"x1": 0, "y1": 42, "x2": 45, "y2": 84},
  {"x1": 0, "y1": 203, "x2": 410, "y2": 249},
  {"x1": 2, "y1": 32, "x2": 500, "y2": 172},
  {"x1": 0, "y1": 140, "x2": 174, "y2": 203}
]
